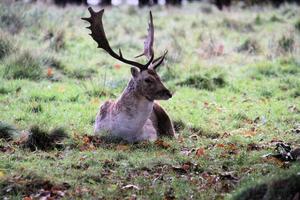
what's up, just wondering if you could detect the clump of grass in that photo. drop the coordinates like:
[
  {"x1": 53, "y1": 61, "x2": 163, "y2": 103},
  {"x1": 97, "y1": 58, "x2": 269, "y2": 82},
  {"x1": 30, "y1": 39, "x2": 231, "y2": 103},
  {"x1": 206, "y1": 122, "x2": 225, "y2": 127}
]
[
  {"x1": 23, "y1": 125, "x2": 68, "y2": 151},
  {"x1": 43, "y1": 54, "x2": 65, "y2": 70},
  {"x1": 222, "y1": 18, "x2": 254, "y2": 33},
  {"x1": 254, "y1": 15, "x2": 262, "y2": 25},
  {"x1": 260, "y1": 88, "x2": 273, "y2": 98},
  {"x1": 0, "y1": 31, "x2": 15, "y2": 60},
  {"x1": 0, "y1": 86, "x2": 12, "y2": 95},
  {"x1": 237, "y1": 38, "x2": 261, "y2": 54},
  {"x1": 278, "y1": 35, "x2": 295, "y2": 53},
  {"x1": 81, "y1": 78, "x2": 115, "y2": 98},
  {"x1": 0, "y1": 12, "x2": 23, "y2": 34},
  {"x1": 200, "y1": 4, "x2": 213, "y2": 14},
  {"x1": 0, "y1": 121, "x2": 19, "y2": 141},
  {"x1": 177, "y1": 73, "x2": 226, "y2": 91},
  {"x1": 233, "y1": 174, "x2": 300, "y2": 200},
  {"x1": 44, "y1": 29, "x2": 65, "y2": 52},
  {"x1": 295, "y1": 19, "x2": 300, "y2": 32},
  {"x1": 173, "y1": 119, "x2": 186, "y2": 132},
  {"x1": 28, "y1": 102, "x2": 43, "y2": 113},
  {"x1": 270, "y1": 15, "x2": 284, "y2": 22},
  {"x1": 65, "y1": 68, "x2": 96, "y2": 80},
  {"x1": 3, "y1": 51, "x2": 43, "y2": 80}
]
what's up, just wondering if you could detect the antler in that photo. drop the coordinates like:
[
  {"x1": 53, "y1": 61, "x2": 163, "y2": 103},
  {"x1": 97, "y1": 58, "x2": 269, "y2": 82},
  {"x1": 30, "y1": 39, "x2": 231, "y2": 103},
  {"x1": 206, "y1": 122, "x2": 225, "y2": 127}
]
[
  {"x1": 135, "y1": 11, "x2": 154, "y2": 59},
  {"x1": 136, "y1": 11, "x2": 168, "y2": 70},
  {"x1": 82, "y1": 7, "x2": 153, "y2": 71}
]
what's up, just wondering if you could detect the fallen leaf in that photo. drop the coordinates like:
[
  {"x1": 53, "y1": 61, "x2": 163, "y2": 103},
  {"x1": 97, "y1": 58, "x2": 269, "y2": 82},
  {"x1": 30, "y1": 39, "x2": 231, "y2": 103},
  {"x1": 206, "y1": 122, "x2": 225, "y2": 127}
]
[
  {"x1": 195, "y1": 147, "x2": 205, "y2": 157},
  {"x1": 0, "y1": 171, "x2": 5, "y2": 179},
  {"x1": 47, "y1": 67, "x2": 53, "y2": 77},
  {"x1": 216, "y1": 143, "x2": 225, "y2": 148},
  {"x1": 116, "y1": 144, "x2": 130, "y2": 151},
  {"x1": 155, "y1": 140, "x2": 171, "y2": 149},
  {"x1": 243, "y1": 130, "x2": 257, "y2": 137},
  {"x1": 57, "y1": 86, "x2": 65, "y2": 93},
  {"x1": 114, "y1": 63, "x2": 121, "y2": 70},
  {"x1": 164, "y1": 187, "x2": 176, "y2": 200},
  {"x1": 172, "y1": 162, "x2": 193, "y2": 174},
  {"x1": 247, "y1": 143, "x2": 261, "y2": 151},
  {"x1": 90, "y1": 98, "x2": 100, "y2": 105},
  {"x1": 122, "y1": 184, "x2": 140, "y2": 190}
]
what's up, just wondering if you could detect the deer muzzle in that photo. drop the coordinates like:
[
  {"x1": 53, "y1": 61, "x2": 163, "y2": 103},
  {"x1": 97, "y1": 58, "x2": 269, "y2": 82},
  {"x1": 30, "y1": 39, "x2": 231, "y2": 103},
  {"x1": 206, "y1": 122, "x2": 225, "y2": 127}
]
[{"x1": 157, "y1": 89, "x2": 172, "y2": 99}]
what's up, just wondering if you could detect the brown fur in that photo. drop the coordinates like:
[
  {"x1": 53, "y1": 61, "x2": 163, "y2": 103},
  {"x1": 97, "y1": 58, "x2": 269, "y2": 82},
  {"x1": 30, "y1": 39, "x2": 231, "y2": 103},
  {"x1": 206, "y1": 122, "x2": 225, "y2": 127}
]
[{"x1": 150, "y1": 103, "x2": 175, "y2": 137}]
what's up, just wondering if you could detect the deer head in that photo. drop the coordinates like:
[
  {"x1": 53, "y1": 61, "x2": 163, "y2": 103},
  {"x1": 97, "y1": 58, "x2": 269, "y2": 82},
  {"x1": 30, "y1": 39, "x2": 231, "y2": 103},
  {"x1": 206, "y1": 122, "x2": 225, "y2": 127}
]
[{"x1": 82, "y1": 8, "x2": 172, "y2": 101}]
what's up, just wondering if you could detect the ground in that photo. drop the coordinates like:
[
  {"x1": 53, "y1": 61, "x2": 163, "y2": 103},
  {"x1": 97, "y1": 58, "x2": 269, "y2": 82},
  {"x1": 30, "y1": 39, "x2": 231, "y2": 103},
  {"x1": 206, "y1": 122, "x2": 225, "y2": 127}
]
[{"x1": 0, "y1": 1, "x2": 300, "y2": 199}]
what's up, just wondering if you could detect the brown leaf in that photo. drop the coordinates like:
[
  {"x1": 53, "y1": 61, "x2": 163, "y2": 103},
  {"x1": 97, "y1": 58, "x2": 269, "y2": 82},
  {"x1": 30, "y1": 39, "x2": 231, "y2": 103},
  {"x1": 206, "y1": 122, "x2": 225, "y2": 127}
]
[
  {"x1": 172, "y1": 162, "x2": 193, "y2": 174},
  {"x1": 47, "y1": 67, "x2": 53, "y2": 77},
  {"x1": 195, "y1": 147, "x2": 205, "y2": 157},
  {"x1": 155, "y1": 139, "x2": 171, "y2": 149},
  {"x1": 216, "y1": 143, "x2": 225, "y2": 148},
  {"x1": 243, "y1": 130, "x2": 257, "y2": 137},
  {"x1": 114, "y1": 63, "x2": 121, "y2": 70},
  {"x1": 247, "y1": 143, "x2": 261, "y2": 151},
  {"x1": 116, "y1": 144, "x2": 130, "y2": 151}
]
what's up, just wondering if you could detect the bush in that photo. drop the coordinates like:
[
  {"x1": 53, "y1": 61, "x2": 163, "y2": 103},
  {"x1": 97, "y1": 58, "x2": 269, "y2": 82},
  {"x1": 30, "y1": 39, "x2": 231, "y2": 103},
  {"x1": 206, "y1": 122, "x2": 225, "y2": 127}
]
[{"x1": 3, "y1": 51, "x2": 43, "y2": 80}]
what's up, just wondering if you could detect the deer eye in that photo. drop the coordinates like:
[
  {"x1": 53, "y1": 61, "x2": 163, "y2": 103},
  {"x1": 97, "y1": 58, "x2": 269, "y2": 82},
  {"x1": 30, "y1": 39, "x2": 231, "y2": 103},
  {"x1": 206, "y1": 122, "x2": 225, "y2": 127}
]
[{"x1": 144, "y1": 78, "x2": 153, "y2": 84}]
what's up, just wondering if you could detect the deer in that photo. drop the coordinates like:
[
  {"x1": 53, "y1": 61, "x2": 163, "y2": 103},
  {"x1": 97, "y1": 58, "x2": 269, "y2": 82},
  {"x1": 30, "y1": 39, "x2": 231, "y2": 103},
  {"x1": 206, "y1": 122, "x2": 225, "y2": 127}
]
[{"x1": 82, "y1": 7, "x2": 175, "y2": 142}]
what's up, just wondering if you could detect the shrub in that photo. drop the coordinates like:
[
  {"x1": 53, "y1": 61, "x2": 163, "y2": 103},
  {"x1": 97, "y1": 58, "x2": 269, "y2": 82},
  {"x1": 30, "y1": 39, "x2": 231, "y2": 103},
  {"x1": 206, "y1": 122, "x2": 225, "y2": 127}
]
[{"x1": 3, "y1": 51, "x2": 43, "y2": 80}]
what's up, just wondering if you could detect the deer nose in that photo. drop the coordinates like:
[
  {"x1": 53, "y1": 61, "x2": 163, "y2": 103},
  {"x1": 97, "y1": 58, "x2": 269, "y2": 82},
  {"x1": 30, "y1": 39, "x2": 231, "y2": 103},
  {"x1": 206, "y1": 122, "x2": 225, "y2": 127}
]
[{"x1": 162, "y1": 89, "x2": 172, "y2": 98}]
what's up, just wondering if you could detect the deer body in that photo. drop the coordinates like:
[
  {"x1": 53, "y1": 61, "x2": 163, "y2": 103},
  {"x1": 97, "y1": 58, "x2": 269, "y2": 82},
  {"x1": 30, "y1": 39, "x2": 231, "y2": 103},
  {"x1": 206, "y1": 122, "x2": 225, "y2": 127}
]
[
  {"x1": 83, "y1": 8, "x2": 175, "y2": 142},
  {"x1": 95, "y1": 80, "x2": 157, "y2": 141}
]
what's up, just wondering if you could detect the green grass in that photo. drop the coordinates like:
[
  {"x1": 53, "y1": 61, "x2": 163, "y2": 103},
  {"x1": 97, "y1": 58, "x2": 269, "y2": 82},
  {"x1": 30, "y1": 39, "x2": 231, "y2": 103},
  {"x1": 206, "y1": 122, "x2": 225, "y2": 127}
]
[{"x1": 0, "y1": 2, "x2": 300, "y2": 199}]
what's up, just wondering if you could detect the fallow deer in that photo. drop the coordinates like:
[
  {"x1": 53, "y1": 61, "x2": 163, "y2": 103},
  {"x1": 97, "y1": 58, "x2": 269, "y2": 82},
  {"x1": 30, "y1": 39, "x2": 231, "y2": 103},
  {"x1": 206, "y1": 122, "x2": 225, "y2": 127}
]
[{"x1": 82, "y1": 8, "x2": 175, "y2": 142}]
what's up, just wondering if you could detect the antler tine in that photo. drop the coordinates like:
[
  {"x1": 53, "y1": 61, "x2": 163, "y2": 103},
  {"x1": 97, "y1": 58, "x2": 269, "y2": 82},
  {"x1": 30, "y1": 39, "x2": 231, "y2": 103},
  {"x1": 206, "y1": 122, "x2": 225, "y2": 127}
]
[
  {"x1": 151, "y1": 50, "x2": 168, "y2": 70},
  {"x1": 82, "y1": 7, "x2": 151, "y2": 71},
  {"x1": 135, "y1": 11, "x2": 154, "y2": 59}
]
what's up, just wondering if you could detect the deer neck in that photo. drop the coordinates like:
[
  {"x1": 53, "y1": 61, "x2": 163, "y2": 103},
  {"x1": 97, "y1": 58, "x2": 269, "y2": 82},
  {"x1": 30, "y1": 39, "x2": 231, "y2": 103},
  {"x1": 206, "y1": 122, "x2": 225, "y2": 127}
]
[{"x1": 116, "y1": 79, "x2": 154, "y2": 127}]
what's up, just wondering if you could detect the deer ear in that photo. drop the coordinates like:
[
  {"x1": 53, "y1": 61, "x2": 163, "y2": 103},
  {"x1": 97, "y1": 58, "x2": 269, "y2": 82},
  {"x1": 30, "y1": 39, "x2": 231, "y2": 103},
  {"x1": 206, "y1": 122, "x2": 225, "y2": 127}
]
[{"x1": 131, "y1": 67, "x2": 139, "y2": 78}]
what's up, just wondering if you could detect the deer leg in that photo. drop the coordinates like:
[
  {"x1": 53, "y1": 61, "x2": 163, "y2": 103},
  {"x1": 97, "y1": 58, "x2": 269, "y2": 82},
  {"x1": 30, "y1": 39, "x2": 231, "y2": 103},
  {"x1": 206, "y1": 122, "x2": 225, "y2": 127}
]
[{"x1": 150, "y1": 103, "x2": 175, "y2": 138}]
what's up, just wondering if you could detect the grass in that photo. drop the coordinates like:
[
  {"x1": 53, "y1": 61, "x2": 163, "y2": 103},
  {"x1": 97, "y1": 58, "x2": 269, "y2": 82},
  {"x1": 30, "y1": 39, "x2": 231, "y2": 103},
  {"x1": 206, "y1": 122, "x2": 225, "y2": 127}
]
[{"x1": 0, "y1": 2, "x2": 300, "y2": 199}]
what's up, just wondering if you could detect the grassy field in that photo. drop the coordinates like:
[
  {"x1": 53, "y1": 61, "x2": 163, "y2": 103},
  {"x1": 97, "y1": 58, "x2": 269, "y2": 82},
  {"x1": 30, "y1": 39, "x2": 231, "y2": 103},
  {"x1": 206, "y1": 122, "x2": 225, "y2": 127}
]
[{"x1": 0, "y1": 1, "x2": 300, "y2": 199}]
